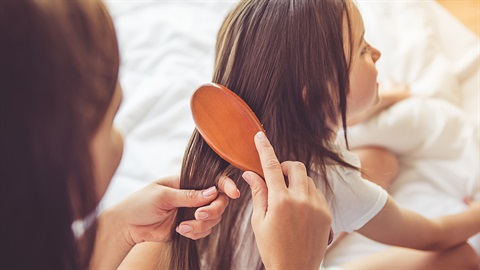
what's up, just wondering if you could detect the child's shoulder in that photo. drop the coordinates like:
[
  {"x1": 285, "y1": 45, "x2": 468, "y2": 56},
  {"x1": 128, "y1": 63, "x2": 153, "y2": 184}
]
[{"x1": 332, "y1": 145, "x2": 361, "y2": 169}]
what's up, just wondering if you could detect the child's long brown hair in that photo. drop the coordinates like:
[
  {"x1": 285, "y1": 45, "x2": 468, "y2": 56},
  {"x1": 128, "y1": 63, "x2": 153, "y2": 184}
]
[{"x1": 170, "y1": 1, "x2": 355, "y2": 269}]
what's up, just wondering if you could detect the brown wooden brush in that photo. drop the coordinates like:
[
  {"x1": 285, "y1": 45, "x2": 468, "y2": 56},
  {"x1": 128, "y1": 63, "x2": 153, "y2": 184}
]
[{"x1": 190, "y1": 82, "x2": 333, "y2": 245}]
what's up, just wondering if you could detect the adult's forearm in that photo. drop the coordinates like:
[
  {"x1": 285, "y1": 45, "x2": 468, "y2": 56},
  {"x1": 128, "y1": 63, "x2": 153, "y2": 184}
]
[{"x1": 90, "y1": 209, "x2": 134, "y2": 269}]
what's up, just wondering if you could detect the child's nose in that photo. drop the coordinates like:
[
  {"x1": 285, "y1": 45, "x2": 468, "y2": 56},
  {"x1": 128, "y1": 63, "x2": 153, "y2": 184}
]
[{"x1": 371, "y1": 46, "x2": 381, "y2": 62}]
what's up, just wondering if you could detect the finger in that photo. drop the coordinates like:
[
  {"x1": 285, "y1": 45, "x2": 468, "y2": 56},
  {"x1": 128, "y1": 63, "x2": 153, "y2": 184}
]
[
  {"x1": 195, "y1": 193, "x2": 229, "y2": 221},
  {"x1": 154, "y1": 175, "x2": 181, "y2": 189},
  {"x1": 254, "y1": 131, "x2": 286, "y2": 192},
  {"x1": 176, "y1": 218, "x2": 221, "y2": 238},
  {"x1": 464, "y1": 196, "x2": 474, "y2": 205},
  {"x1": 158, "y1": 185, "x2": 219, "y2": 209},
  {"x1": 243, "y1": 171, "x2": 267, "y2": 223},
  {"x1": 307, "y1": 177, "x2": 321, "y2": 197},
  {"x1": 281, "y1": 161, "x2": 309, "y2": 194},
  {"x1": 217, "y1": 176, "x2": 240, "y2": 199},
  {"x1": 179, "y1": 229, "x2": 213, "y2": 241}
]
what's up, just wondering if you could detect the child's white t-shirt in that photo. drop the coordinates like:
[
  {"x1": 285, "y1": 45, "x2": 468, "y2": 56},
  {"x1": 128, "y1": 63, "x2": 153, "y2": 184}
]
[
  {"x1": 228, "y1": 148, "x2": 389, "y2": 269},
  {"x1": 310, "y1": 147, "x2": 389, "y2": 236}
]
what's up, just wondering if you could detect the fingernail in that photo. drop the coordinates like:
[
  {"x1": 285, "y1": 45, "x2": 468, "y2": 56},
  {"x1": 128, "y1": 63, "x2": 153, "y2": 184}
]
[
  {"x1": 196, "y1": 211, "x2": 209, "y2": 220},
  {"x1": 224, "y1": 178, "x2": 241, "y2": 198},
  {"x1": 202, "y1": 186, "x2": 217, "y2": 197},
  {"x1": 256, "y1": 131, "x2": 267, "y2": 141},
  {"x1": 176, "y1": 224, "x2": 192, "y2": 234},
  {"x1": 242, "y1": 172, "x2": 252, "y2": 185}
]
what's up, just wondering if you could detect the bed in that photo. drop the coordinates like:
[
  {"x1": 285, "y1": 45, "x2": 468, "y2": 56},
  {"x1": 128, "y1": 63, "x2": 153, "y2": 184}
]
[{"x1": 101, "y1": 0, "x2": 479, "y2": 266}]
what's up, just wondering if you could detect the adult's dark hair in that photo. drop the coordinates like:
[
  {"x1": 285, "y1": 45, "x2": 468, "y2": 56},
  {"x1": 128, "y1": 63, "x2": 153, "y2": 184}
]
[
  {"x1": 0, "y1": 1, "x2": 119, "y2": 269},
  {"x1": 169, "y1": 0, "x2": 355, "y2": 269}
]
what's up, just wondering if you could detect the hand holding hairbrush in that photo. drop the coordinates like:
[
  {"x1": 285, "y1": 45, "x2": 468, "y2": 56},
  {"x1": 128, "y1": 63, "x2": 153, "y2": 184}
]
[{"x1": 190, "y1": 82, "x2": 333, "y2": 245}]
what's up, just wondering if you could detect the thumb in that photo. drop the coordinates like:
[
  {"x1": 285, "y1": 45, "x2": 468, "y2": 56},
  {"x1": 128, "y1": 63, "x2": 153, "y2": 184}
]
[
  {"x1": 160, "y1": 185, "x2": 219, "y2": 209},
  {"x1": 242, "y1": 171, "x2": 267, "y2": 223}
]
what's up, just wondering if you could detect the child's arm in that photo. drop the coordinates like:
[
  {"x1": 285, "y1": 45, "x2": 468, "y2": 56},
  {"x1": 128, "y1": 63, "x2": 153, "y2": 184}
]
[{"x1": 357, "y1": 196, "x2": 480, "y2": 250}]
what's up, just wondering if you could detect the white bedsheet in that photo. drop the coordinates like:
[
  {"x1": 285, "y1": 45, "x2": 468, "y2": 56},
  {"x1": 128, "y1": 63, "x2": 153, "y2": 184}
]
[
  {"x1": 102, "y1": 0, "x2": 479, "y2": 266},
  {"x1": 325, "y1": 1, "x2": 480, "y2": 265}
]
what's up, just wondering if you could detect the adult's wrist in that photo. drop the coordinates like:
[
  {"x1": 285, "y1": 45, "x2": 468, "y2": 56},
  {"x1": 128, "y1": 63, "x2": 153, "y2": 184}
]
[
  {"x1": 101, "y1": 206, "x2": 136, "y2": 249},
  {"x1": 89, "y1": 207, "x2": 136, "y2": 268}
]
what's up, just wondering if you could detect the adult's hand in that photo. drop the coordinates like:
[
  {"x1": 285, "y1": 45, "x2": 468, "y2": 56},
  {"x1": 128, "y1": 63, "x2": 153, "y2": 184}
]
[
  {"x1": 242, "y1": 132, "x2": 331, "y2": 269},
  {"x1": 90, "y1": 175, "x2": 239, "y2": 269},
  {"x1": 115, "y1": 175, "x2": 239, "y2": 243}
]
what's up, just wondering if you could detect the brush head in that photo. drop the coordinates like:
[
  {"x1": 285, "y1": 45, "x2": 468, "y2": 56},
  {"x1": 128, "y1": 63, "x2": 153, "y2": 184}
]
[{"x1": 191, "y1": 83, "x2": 265, "y2": 178}]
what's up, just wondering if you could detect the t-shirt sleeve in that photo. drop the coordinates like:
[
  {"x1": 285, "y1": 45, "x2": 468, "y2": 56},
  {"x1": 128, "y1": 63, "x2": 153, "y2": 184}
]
[{"x1": 329, "y1": 150, "x2": 388, "y2": 233}]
